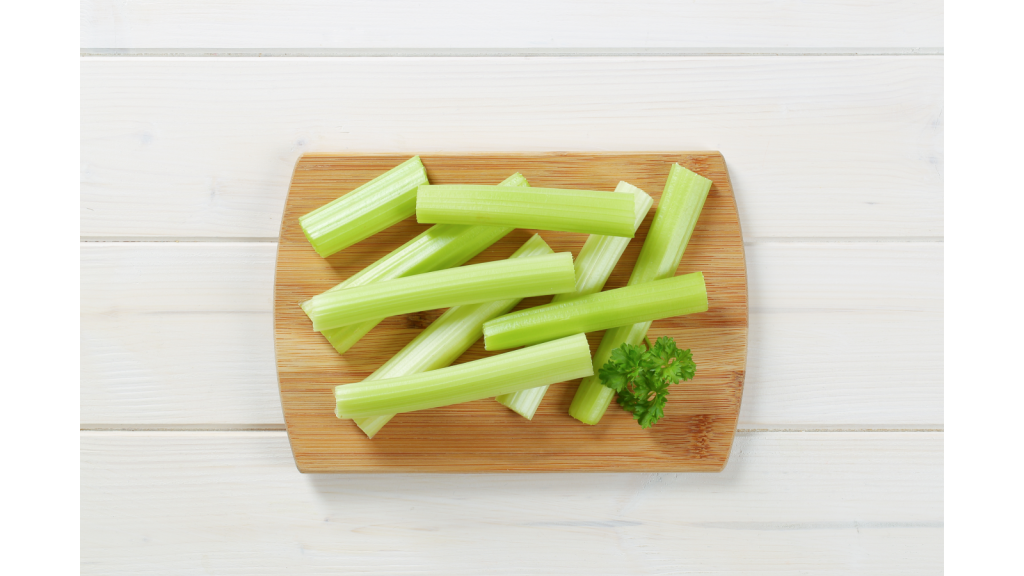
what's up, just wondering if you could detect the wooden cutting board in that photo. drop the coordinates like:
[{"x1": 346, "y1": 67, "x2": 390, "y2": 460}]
[{"x1": 275, "y1": 152, "x2": 747, "y2": 472}]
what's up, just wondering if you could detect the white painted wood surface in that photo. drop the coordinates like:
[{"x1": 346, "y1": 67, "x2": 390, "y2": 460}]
[
  {"x1": 82, "y1": 431, "x2": 942, "y2": 575},
  {"x1": 79, "y1": 1, "x2": 943, "y2": 572},
  {"x1": 81, "y1": 57, "x2": 943, "y2": 240},
  {"x1": 80, "y1": 0, "x2": 943, "y2": 52},
  {"x1": 81, "y1": 241, "x2": 941, "y2": 427}
]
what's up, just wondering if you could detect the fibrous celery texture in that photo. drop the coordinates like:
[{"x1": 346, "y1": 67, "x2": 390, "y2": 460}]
[
  {"x1": 416, "y1": 184, "x2": 636, "y2": 237},
  {"x1": 569, "y1": 163, "x2": 712, "y2": 425},
  {"x1": 483, "y1": 271, "x2": 708, "y2": 351},
  {"x1": 351, "y1": 234, "x2": 554, "y2": 438},
  {"x1": 335, "y1": 334, "x2": 594, "y2": 419},
  {"x1": 495, "y1": 182, "x2": 654, "y2": 419},
  {"x1": 303, "y1": 173, "x2": 529, "y2": 355},
  {"x1": 299, "y1": 156, "x2": 429, "y2": 258},
  {"x1": 306, "y1": 252, "x2": 577, "y2": 332}
]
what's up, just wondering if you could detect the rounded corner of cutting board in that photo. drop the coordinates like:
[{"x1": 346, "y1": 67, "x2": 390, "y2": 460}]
[{"x1": 274, "y1": 152, "x2": 747, "y2": 473}]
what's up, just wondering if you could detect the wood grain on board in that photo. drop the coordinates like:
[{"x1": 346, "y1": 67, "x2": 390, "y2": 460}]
[{"x1": 274, "y1": 152, "x2": 747, "y2": 472}]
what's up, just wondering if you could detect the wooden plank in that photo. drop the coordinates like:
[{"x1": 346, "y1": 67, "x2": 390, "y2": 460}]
[
  {"x1": 744, "y1": 310, "x2": 942, "y2": 428},
  {"x1": 80, "y1": 0, "x2": 943, "y2": 50},
  {"x1": 276, "y1": 153, "x2": 746, "y2": 472},
  {"x1": 81, "y1": 242, "x2": 281, "y2": 425},
  {"x1": 747, "y1": 242, "x2": 942, "y2": 314},
  {"x1": 81, "y1": 431, "x2": 943, "y2": 574},
  {"x1": 82, "y1": 241, "x2": 942, "y2": 428},
  {"x1": 81, "y1": 57, "x2": 943, "y2": 239}
]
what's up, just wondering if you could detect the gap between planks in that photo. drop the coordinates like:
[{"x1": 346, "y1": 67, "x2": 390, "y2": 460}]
[{"x1": 81, "y1": 48, "x2": 944, "y2": 58}]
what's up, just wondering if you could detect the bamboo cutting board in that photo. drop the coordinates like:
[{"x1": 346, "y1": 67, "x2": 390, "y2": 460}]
[{"x1": 275, "y1": 153, "x2": 747, "y2": 472}]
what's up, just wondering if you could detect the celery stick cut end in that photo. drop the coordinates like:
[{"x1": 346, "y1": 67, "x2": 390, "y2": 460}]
[
  {"x1": 501, "y1": 172, "x2": 530, "y2": 188},
  {"x1": 495, "y1": 385, "x2": 549, "y2": 420},
  {"x1": 352, "y1": 413, "x2": 395, "y2": 439},
  {"x1": 502, "y1": 402, "x2": 537, "y2": 421},
  {"x1": 569, "y1": 412, "x2": 601, "y2": 426},
  {"x1": 615, "y1": 181, "x2": 654, "y2": 230},
  {"x1": 568, "y1": 382, "x2": 614, "y2": 425}
]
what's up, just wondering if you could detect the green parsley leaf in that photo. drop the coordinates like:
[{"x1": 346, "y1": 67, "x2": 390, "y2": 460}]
[{"x1": 597, "y1": 336, "x2": 696, "y2": 429}]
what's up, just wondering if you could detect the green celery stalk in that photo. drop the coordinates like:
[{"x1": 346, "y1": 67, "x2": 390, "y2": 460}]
[
  {"x1": 335, "y1": 334, "x2": 594, "y2": 419},
  {"x1": 306, "y1": 252, "x2": 577, "y2": 332},
  {"x1": 299, "y1": 156, "x2": 429, "y2": 257},
  {"x1": 494, "y1": 181, "x2": 654, "y2": 419},
  {"x1": 483, "y1": 271, "x2": 708, "y2": 351},
  {"x1": 416, "y1": 184, "x2": 636, "y2": 237},
  {"x1": 569, "y1": 163, "x2": 712, "y2": 425},
  {"x1": 350, "y1": 234, "x2": 554, "y2": 438},
  {"x1": 303, "y1": 173, "x2": 529, "y2": 355}
]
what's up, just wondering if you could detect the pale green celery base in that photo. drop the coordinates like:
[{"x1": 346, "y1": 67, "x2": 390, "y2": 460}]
[
  {"x1": 299, "y1": 173, "x2": 527, "y2": 355},
  {"x1": 351, "y1": 414, "x2": 395, "y2": 439},
  {"x1": 335, "y1": 333, "x2": 594, "y2": 419},
  {"x1": 323, "y1": 319, "x2": 381, "y2": 355},
  {"x1": 308, "y1": 252, "x2": 576, "y2": 332},
  {"x1": 416, "y1": 185, "x2": 637, "y2": 237},
  {"x1": 550, "y1": 234, "x2": 630, "y2": 305},
  {"x1": 501, "y1": 182, "x2": 653, "y2": 420},
  {"x1": 341, "y1": 234, "x2": 554, "y2": 438},
  {"x1": 300, "y1": 156, "x2": 428, "y2": 258},
  {"x1": 568, "y1": 321, "x2": 652, "y2": 425},
  {"x1": 495, "y1": 385, "x2": 550, "y2": 420}
]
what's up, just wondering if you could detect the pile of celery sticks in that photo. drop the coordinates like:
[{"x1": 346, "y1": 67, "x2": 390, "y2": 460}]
[{"x1": 298, "y1": 157, "x2": 712, "y2": 439}]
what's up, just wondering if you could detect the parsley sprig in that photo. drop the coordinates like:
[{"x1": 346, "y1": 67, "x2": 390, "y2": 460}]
[{"x1": 597, "y1": 336, "x2": 696, "y2": 428}]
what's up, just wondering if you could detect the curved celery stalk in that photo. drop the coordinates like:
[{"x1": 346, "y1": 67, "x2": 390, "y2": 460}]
[
  {"x1": 495, "y1": 182, "x2": 654, "y2": 419},
  {"x1": 569, "y1": 163, "x2": 713, "y2": 425},
  {"x1": 304, "y1": 173, "x2": 529, "y2": 355},
  {"x1": 335, "y1": 334, "x2": 594, "y2": 419},
  {"x1": 351, "y1": 234, "x2": 554, "y2": 438},
  {"x1": 416, "y1": 185, "x2": 636, "y2": 237},
  {"x1": 483, "y1": 272, "x2": 708, "y2": 351},
  {"x1": 300, "y1": 156, "x2": 428, "y2": 257},
  {"x1": 306, "y1": 252, "x2": 576, "y2": 332}
]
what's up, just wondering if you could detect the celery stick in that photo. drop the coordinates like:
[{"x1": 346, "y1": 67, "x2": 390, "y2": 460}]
[
  {"x1": 416, "y1": 185, "x2": 636, "y2": 237},
  {"x1": 569, "y1": 163, "x2": 712, "y2": 425},
  {"x1": 351, "y1": 234, "x2": 554, "y2": 438},
  {"x1": 299, "y1": 156, "x2": 429, "y2": 258},
  {"x1": 494, "y1": 181, "x2": 654, "y2": 419},
  {"x1": 335, "y1": 334, "x2": 594, "y2": 419},
  {"x1": 304, "y1": 173, "x2": 529, "y2": 355},
  {"x1": 306, "y1": 252, "x2": 576, "y2": 332},
  {"x1": 553, "y1": 182, "x2": 653, "y2": 302},
  {"x1": 483, "y1": 272, "x2": 708, "y2": 351},
  {"x1": 568, "y1": 322, "x2": 652, "y2": 424}
]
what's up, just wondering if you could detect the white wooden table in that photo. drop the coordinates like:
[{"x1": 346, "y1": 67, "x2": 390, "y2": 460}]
[{"x1": 81, "y1": 2, "x2": 943, "y2": 573}]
